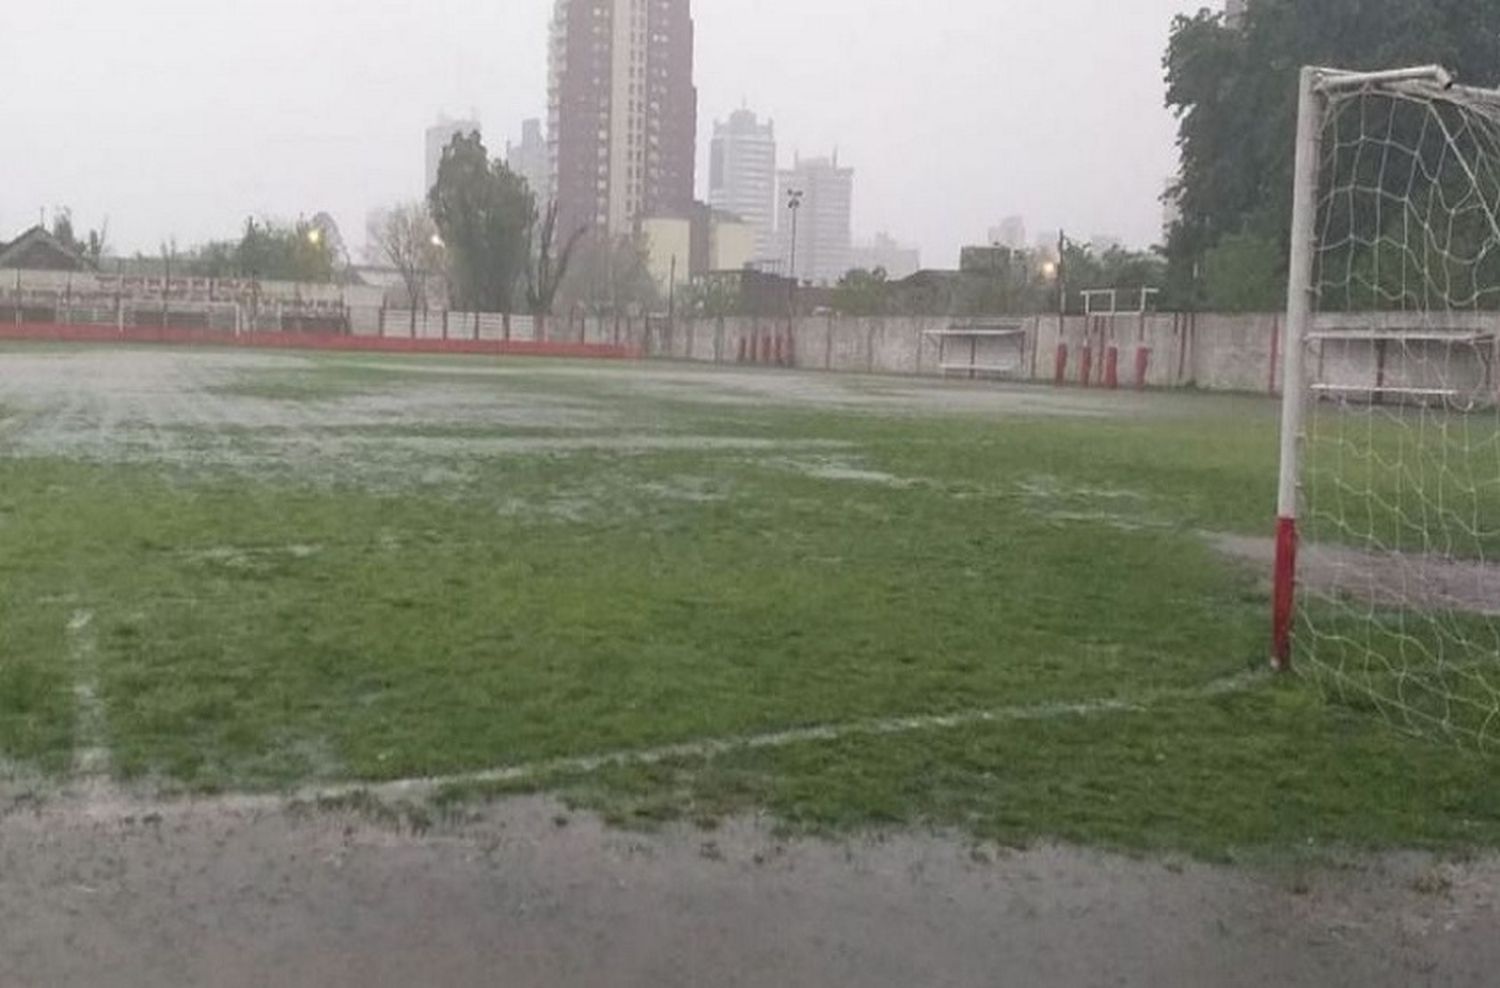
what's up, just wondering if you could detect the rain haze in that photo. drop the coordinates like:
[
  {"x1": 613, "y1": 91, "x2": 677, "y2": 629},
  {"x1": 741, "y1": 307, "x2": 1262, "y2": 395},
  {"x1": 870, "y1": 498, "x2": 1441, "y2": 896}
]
[{"x1": 3, "y1": 0, "x2": 1204, "y2": 265}]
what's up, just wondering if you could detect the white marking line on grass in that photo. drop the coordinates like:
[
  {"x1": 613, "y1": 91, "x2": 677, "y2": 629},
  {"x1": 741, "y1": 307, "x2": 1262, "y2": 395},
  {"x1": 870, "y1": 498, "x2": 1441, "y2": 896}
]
[
  {"x1": 65, "y1": 610, "x2": 110, "y2": 779},
  {"x1": 308, "y1": 670, "x2": 1268, "y2": 806}
]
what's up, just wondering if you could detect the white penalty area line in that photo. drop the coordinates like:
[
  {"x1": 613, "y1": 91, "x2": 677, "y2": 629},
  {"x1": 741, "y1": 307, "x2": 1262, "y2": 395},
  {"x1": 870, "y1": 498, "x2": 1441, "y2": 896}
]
[
  {"x1": 315, "y1": 669, "x2": 1269, "y2": 807},
  {"x1": 65, "y1": 609, "x2": 111, "y2": 780}
]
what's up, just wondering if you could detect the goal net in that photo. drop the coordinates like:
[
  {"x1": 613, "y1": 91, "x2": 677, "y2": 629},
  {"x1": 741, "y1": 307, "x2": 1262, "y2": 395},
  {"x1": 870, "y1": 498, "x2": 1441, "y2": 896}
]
[{"x1": 1276, "y1": 66, "x2": 1500, "y2": 748}]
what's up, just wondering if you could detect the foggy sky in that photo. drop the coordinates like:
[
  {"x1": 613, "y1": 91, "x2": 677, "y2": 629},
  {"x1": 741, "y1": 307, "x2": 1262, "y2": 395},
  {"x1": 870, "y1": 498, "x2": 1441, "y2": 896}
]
[{"x1": 2, "y1": 0, "x2": 1207, "y2": 266}]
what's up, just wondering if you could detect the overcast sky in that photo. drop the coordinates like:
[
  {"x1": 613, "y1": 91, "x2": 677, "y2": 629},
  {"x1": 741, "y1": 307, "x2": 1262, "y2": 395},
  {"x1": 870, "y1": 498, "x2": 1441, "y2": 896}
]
[{"x1": 2, "y1": 0, "x2": 1209, "y2": 267}]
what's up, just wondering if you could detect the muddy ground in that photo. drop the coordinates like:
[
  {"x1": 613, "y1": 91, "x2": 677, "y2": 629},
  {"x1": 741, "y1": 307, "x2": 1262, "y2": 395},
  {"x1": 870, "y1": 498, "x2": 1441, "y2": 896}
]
[
  {"x1": 0, "y1": 794, "x2": 1495, "y2": 988},
  {"x1": 1213, "y1": 532, "x2": 1500, "y2": 617}
]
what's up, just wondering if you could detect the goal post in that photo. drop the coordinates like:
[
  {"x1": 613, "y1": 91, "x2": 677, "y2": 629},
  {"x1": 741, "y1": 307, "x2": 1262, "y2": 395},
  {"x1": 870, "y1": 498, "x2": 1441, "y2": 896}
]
[
  {"x1": 1273, "y1": 64, "x2": 1500, "y2": 746},
  {"x1": 1272, "y1": 66, "x2": 1326, "y2": 672}
]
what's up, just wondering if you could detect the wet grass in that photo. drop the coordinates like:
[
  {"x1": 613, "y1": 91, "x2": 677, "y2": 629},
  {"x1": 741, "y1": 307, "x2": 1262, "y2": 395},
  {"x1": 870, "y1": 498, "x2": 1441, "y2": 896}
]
[{"x1": 2, "y1": 349, "x2": 1499, "y2": 857}]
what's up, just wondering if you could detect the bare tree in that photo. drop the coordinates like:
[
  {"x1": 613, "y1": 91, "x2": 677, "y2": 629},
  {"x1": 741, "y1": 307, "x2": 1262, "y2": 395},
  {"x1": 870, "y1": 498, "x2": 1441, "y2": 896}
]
[
  {"x1": 367, "y1": 202, "x2": 444, "y2": 336},
  {"x1": 526, "y1": 201, "x2": 586, "y2": 341}
]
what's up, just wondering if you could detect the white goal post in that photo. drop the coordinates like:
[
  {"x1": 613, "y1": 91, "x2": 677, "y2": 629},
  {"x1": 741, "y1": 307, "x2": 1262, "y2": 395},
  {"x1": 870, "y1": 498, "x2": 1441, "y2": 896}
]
[{"x1": 1275, "y1": 65, "x2": 1500, "y2": 746}]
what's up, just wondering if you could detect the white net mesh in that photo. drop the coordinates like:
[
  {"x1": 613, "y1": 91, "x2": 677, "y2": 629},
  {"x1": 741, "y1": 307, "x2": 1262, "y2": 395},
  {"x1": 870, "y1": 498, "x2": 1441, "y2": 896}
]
[{"x1": 1300, "y1": 76, "x2": 1500, "y2": 747}]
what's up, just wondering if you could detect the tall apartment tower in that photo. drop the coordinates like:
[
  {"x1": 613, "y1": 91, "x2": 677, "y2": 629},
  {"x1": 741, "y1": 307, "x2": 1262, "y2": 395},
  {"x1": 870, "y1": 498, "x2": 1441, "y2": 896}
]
[
  {"x1": 548, "y1": 0, "x2": 697, "y2": 240},
  {"x1": 426, "y1": 115, "x2": 481, "y2": 194},
  {"x1": 506, "y1": 118, "x2": 551, "y2": 203},
  {"x1": 709, "y1": 109, "x2": 777, "y2": 261},
  {"x1": 778, "y1": 153, "x2": 854, "y2": 286}
]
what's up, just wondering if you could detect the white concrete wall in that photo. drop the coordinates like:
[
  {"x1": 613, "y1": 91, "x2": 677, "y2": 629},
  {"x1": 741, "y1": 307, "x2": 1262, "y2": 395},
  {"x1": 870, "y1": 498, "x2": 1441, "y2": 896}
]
[{"x1": 645, "y1": 311, "x2": 1500, "y2": 401}]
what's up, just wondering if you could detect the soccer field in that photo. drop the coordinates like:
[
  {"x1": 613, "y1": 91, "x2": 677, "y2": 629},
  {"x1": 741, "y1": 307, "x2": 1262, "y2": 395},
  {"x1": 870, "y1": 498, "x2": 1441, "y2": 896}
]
[{"x1": 1, "y1": 343, "x2": 1497, "y2": 856}]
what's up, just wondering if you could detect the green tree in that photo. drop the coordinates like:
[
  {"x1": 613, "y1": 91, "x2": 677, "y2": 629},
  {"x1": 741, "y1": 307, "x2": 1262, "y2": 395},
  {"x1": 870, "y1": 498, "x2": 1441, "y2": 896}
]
[
  {"x1": 428, "y1": 131, "x2": 536, "y2": 325},
  {"x1": 176, "y1": 218, "x2": 336, "y2": 282},
  {"x1": 49, "y1": 208, "x2": 109, "y2": 267},
  {"x1": 676, "y1": 276, "x2": 743, "y2": 318},
  {"x1": 1163, "y1": 0, "x2": 1500, "y2": 301},
  {"x1": 832, "y1": 267, "x2": 892, "y2": 316},
  {"x1": 1200, "y1": 233, "x2": 1283, "y2": 312},
  {"x1": 557, "y1": 233, "x2": 659, "y2": 318}
]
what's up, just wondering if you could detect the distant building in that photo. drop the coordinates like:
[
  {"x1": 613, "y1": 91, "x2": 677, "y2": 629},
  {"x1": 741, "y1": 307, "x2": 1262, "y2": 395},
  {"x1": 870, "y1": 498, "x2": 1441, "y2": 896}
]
[
  {"x1": 694, "y1": 267, "x2": 820, "y2": 317},
  {"x1": 777, "y1": 152, "x2": 854, "y2": 286},
  {"x1": 1090, "y1": 234, "x2": 1124, "y2": 254},
  {"x1": 426, "y1": 115, "x2": 481, "y2": 194},
  {"x1": 988, "y1": 216, "x2": 1027, "y2": 251},
  {"x1": 643, "y1": 206, "x2": 756, "y2": 292},
  {"x1": 709, "y1": 109, "x2": 778, "y2": 263},
  {"x1": 549, "y1": 0, "x2": 697, "y2": 239},
  {"x1": 0, "y1": 226, "x2": 93, "y2": 272},
  {"x1": 710, "y1": 214, "x2": 757, "y2": 272},
  {"x1": 642, "y1": 216, "x2": 694, "y2": 293},
  {"x1": 959, "y1": 245, "x2": 1014, "y2": 276},
  {"x1": 506, "y1": 118, "x2": 550, "y2": 203},
  {"x1": 848, "y1": 232, "x2": 921, "y2": 280},
  {"x1": 1225, "y1": 0, "x2": 1247, "y2": 29}
]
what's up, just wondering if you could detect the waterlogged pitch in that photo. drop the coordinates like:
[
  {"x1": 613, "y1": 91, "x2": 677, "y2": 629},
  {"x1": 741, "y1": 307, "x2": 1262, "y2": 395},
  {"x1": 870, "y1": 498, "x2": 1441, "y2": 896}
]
[{"x1": 2, "y1": 343, "x2": 1499, "y2": 856}]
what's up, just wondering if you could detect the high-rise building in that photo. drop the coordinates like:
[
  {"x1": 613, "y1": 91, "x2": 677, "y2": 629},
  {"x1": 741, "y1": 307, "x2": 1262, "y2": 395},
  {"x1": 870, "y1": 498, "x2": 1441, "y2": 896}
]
[
  {"x1": 1225, "y1": 0, "x2": 1247, "y2": 29},
  {"x1": 548, "y1": 0, "x2": 697, "y2": 240},
  {"x1": 506, "y1": 118, "x2": 551, "y2": 204},
  {"x1": 426, "y1": 115, "x2": 481, "y2": 194},
  {"x1": 988, "y1": 216, "x2": 1027, "y2": 251},
  {"x1": 777, "y1": 153, "x2": 854, "y2": 286},
  {"x1": 708, "y1": 109, "x2": 777, "y2": 261}
]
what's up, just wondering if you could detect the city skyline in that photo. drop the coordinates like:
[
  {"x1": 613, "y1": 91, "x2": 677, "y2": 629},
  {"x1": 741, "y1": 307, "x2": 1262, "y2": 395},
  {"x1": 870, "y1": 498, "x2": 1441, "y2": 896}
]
[{"x1": 2, "y1": 0, "x2": 1204, "y2": 266}]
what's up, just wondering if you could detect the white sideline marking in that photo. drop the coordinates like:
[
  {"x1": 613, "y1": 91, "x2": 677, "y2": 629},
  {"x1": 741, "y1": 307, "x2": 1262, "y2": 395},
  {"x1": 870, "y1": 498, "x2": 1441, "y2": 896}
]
[
  {"x1": 315, "y1": 670, "x2": 1268, "y2": 806},
  {"x1": 65, "y1": 610, "x2": 111, "y2": 779},
  {"x1": 23, "y1": 670, "x2": 1266, "y2": 821}
]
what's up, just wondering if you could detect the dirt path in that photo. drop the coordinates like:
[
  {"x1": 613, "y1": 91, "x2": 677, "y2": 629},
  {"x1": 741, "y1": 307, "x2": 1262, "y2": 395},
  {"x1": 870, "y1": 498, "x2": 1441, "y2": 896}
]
[
  {"x1": 0, "y1": 795, "x2": 1494, "y2": 988},
  {"x1": 1212, "y1": 532, "x2": 1500, "y2": 616}
]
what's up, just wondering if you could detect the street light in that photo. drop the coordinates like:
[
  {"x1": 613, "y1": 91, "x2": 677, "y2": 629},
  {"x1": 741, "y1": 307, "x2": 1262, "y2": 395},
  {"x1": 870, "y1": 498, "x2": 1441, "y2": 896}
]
[
  {"x1": 307, "y1": 228, "x2": 323, "y2": 247},
  {"x1": 785, "y1": 189, "x2": 805, "y2": 332},
  {"x1": 785, "y1": 189, "x2": 805, "y2": 283}
]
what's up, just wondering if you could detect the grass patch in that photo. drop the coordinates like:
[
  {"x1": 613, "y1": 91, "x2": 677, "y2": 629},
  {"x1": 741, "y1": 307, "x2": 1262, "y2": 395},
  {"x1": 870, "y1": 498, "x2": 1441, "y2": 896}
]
[{"x1": 3, "y1": 348, "x2": 1499, "y2": 858}]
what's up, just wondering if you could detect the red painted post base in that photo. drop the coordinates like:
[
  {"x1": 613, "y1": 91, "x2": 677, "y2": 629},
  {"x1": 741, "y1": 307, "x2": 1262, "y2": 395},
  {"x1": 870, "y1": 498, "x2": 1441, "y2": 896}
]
[
  {"x1": 1272, "y1": 515, "x2": 1298, "y2": 671},
  {"x1": 1079, "y1": 346, "x2": 1094, "y2": 388},
  {"x1": 1134, "y1": 346, "x2": 1152, "y2": 390},
  {"x1": 1054, "y1": 344, "x2": 1069, "y2": 386},
  {"x1": 737, "y1": 337, "x2": 748, "y2": 363},
  {"x1": 1104, "y1": 346, "x2": 1120, "y2": 390}
]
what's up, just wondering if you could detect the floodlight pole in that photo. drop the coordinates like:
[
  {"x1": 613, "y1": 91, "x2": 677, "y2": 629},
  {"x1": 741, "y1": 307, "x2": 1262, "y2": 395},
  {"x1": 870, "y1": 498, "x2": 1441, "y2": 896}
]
[{"x1": 786, "y1": 188, "x2": 804, "y2": 319}]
